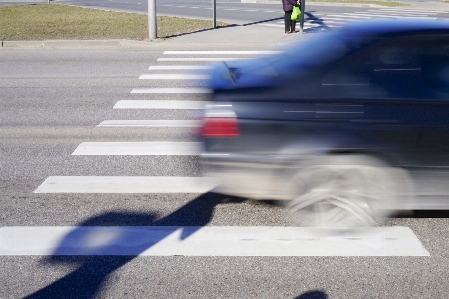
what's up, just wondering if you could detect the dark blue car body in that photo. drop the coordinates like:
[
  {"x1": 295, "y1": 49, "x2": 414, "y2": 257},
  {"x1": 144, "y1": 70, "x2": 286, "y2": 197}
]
[{"x1": 201, "y1": 19, "x2": 449, "y2": 225}]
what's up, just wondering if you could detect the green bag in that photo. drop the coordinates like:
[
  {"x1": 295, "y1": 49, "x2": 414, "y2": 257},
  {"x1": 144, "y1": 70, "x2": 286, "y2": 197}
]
[{"x1": 291, "y1": 5, "x2": 301, "y2": 21}]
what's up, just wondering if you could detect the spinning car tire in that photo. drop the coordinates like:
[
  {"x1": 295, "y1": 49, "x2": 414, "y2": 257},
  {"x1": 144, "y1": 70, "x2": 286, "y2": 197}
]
[{"x1": 287, "y1": 155, "x2": 412, "y2": 228}]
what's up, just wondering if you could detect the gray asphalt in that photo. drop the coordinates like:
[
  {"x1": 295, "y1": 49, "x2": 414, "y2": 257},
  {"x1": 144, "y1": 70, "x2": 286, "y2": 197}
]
[
  {"x1": 2, "y1": 44, "x2": 449, "y2": 299},
  {"x1": 2, "y1": 2, "x2": 449, "y2": 298}
]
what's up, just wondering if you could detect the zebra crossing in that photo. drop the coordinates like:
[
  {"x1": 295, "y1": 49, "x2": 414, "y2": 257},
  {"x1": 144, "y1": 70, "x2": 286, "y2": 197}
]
[
  {"x1": 159, "y1": 3, "x2": 449, "y2": 31},
  {"x1": 0, "y1": 226, "x2": 429, "y2": 256},
  {"x1": 0, "y1": 50, "x2": 430, "y2": 257},
  {"x1": 271, "y1": 8, "x2": 449, "y2": 31}
]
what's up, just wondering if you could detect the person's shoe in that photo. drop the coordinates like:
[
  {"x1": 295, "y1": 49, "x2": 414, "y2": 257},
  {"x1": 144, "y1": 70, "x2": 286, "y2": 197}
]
[
  {"x1": 291, "y1": 30, "x2": 297, "y2": 33},
  {"x1": 285, "y1": 31, "x2": 290, "y2": 34}
]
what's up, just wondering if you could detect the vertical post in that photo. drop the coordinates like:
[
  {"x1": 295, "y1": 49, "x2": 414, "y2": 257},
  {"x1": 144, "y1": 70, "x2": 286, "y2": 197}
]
[
  {"x1": 300, "y1": 0, "x2": 305, "y2": 34},
  {"x1": 148, "y1": 0, "x2": 157, "y2": 40},
  {"x1": 213, "y1": 0, "x2": 216, "y2": 28}
]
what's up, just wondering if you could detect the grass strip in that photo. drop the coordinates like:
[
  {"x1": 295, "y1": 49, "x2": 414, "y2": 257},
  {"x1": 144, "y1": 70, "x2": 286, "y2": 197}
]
[
  {"x1": 0, "y1": 4, "x2": 230, "y2": 40},
  {"x1": 306, "y1": 0, "x2": 408, "y2": 6}
]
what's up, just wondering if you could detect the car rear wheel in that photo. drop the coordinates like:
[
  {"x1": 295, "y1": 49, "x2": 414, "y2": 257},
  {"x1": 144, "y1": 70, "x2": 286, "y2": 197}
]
[{"x1": 286, "y1": 155, "x2": 411, "y2": 228}]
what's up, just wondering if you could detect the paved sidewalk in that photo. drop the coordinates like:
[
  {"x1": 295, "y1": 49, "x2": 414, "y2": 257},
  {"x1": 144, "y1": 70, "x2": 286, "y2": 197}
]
[
  {"x1": 162, "y1": 23, "x2": 301, "y2": 49},
  {"x1": 0, "y1": 20, "x2": 303, "y2": 50}
]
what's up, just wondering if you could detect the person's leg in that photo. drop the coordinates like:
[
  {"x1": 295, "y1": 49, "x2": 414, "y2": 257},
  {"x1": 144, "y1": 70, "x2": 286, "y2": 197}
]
[
  {"x1": 285, "y1": 11, "x2": 292, "y2": 33},
  {"x1": 291, "y1": 20, "x2": 296, "y2": 33}
]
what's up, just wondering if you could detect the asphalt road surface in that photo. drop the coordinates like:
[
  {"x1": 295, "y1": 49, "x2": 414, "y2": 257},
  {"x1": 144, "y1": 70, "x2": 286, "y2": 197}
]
[{"x1": 1, "y1": 46, "x2": 449, "y2": 298}]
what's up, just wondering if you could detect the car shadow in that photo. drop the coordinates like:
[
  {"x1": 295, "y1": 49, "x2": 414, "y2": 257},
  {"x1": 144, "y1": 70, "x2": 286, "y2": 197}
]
[
  {"x1": 394, "y1": 210, "x2": 449, "y2": 218},
  {"x1": 24, "y1": 192, "x2": 246, "y2": 299}
]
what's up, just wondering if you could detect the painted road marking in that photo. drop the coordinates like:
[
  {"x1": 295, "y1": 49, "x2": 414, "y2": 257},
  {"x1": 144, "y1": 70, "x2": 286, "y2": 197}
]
[
  {"x1": 113, "y1": 100, "x2": 207, "y2": 110},
  {"x1": 306, "y1": 17, "x2": 351, "y2": 22},
  {"x1": 97, "y1": 120, "x2": 202, "y2": 127},
  {"x1": 308, "y1": 19, "x2": 343, "y2": 24},
  {"x1": 341, "y1": 13, "x2": 434, "y2": 18},
  {"x1": 72, "y1": 142, "x2": 202, "y2": 156},
  {"x1": 148, "y1": 65, "x2": 213, "y2": 70},
  {"x1": 33, "y1": 176, "x2": 218, "y2": 193},
  {"x1": 0, "y1": 226, "x2": 430, "y2": 256},
  {"x1": 328, "y1": 14, "x2": 381, "y2": 19},
  {"x1": 378, "y1": 8, "x2": 448, "y2": 13},
  {"x1": 139, "y1": 74, "x2": 210, "y2": 80},
  {"x1": 157, "y1": 58, "x2": 249, "y2": 62},
  {"x1": 163, "y1": 50, "x2": 281, "y2": 55},
  {"x1": 130, "y1": 88, "x2": 211, "y2": 94},
  {"x1": 364, "y1": 10, "x2": 438, "y2": 15}
]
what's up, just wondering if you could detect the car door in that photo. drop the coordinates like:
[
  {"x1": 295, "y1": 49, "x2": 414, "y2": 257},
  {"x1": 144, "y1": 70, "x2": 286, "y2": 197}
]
[{"x1": 320, "y1": 32, "x2": 449, "y2": 207}]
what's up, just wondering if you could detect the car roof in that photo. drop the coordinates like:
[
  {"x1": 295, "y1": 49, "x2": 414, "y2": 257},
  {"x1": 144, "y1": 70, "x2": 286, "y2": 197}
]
[{"x1": 338, "y1": 18, "x2": 449, "y2": 37}]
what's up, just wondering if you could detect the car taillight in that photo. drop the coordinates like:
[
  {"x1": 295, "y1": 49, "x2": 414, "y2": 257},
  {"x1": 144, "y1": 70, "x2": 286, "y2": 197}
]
[{"x1": 201, "y1": 117, "x2": 238, "y2": 137}]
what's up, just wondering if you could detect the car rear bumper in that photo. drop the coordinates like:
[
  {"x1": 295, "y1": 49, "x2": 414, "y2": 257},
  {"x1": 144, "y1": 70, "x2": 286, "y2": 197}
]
[{"x1": 201, "y1": 153, "x2": 297, "y2": 200}]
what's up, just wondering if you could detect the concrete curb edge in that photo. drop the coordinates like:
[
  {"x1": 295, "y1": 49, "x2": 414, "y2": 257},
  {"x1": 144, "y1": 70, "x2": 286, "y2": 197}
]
[{"x1": 0, "y1": 39, "x2": 276, "y2": 50}]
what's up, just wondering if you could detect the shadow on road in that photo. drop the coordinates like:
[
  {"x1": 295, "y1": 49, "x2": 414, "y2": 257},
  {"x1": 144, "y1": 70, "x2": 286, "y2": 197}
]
[
  {"x1": 24, "y1": 192, "x2": 246, "y2": 299},
  {"x1": 162, "y1": 11, "x2": 337, "y2": 39},
  {"x1": 295, "y1": 290, "x2": 328, "y2": 299},
  {"x1": 394, "y1": 210, "x2": 449, "y2": 218}
]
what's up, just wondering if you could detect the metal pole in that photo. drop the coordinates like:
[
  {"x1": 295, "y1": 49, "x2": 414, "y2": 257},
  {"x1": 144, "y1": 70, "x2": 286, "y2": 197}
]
[
  {"x1": 213, "y1": 0, "x2": 216, "y2": 28},
  {"x1": 300, "y1": 0, "x2": 305, "y2": 34},
  {"x1": 148, "y1": 0, "x2": 157, "y2": 40}
]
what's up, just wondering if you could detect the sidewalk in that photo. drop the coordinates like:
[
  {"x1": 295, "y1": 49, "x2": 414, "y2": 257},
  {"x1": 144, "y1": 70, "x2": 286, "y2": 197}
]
[
  {"x1": 161, "y1": 23, "x2": 300, "y2": 49},
  {"x1": 0, "y1": 19, "x2": 304, "y2": 50}
]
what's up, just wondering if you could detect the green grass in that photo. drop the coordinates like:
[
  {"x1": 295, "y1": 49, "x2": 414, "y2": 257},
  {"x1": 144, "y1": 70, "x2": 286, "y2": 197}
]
[
  {"x1": 306, "y1": 0, "x2": 408, "y2": 6},
  {"x1": 0, "y1": 4, "x2": 230, "y2": 40}
]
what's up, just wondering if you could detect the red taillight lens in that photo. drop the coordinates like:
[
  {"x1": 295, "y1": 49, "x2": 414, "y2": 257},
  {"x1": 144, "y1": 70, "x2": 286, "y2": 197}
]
[{"x1": 201, "y1": 117, "x2": 238, "y2": 137}]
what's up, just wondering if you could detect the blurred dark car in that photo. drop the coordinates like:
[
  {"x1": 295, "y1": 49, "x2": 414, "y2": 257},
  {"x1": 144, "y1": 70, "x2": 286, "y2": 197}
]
[{"x1": 200, "y1": 18, "x2": 449, "y2": 228}]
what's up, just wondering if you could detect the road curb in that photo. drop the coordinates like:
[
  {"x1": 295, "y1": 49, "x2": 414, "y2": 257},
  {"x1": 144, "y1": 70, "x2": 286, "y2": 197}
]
[
  {"x1": 0, "y1": 39, "x2": 279, "y2": 50},
  {"x1": 0, "y1": 39, "x2": 157, "y2": 48}
]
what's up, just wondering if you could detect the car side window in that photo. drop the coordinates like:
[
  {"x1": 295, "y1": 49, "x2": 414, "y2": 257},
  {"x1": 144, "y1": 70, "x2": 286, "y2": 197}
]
[
  {"x1": 321, "y1": 45, "x2": 376, "y2": 99},
  {"x1": 321, "y1": 35, "x2": 449, "y2": 100},
  {"x1": 415, "y1": 37, "x2": 449, "y2": 99},
  {"x1": 370, "y1": 43, "x2": 423, "y2": 99},
  {"x1": 373, "y1": 35, "x2": 449, "y2": 100}
]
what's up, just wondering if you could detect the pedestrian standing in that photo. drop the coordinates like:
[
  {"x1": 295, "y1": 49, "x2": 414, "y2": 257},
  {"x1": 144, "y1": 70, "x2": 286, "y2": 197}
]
[{"x1": 282, "y1": 0, "x2": 300, "y2": 34}]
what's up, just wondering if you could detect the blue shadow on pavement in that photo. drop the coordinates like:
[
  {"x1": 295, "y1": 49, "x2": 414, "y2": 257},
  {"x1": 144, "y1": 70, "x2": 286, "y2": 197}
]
[
  {"x1": 24, "y1": 193, "x2": 246, "y2": 299},
  {"x1": 295, "y1": 290, "x2": 328, "y2": 299}
]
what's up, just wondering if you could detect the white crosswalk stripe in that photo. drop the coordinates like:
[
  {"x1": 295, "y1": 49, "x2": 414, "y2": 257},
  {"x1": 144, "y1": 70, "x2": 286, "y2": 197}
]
[
  {"x1": 72, "y1": 142, "x2": 202, "y2": 156},
  {"x1": 130, "y1": 87, "x2": 211, "y2": 94},
  {"x1": 149, "y1": 65, "x2": 213, "y2": 70},
  {"x1": 378, "y1": 8, "x2": 448, "y2": 14},
  {"x1": 34, "y1": 176, "x2": 218, "y2": 193},
  {"x1": 114, "y1": 100, "x2": 207, "y2": 109},
  {"x1": 97, "y1": 120, "x2": 202, "y2": 127},
  {"x1": 163, "y1": 50, "x2": 281, "y2": 55},
  {"x1": 367, "y1": 9, "x2": 441, "y2": 15},
  {"x1": 0, "y1": 226, "x2": 430, "y2": 256},
  {"x1": 340, "y1": 13, "x2": 435, "y2": 19},
  {"x1": 139, "y1": 74, "x2": 210, "y2": 80},
  {"x1": 157, "y1": 57, "x2": 249, "y2": 61}
]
